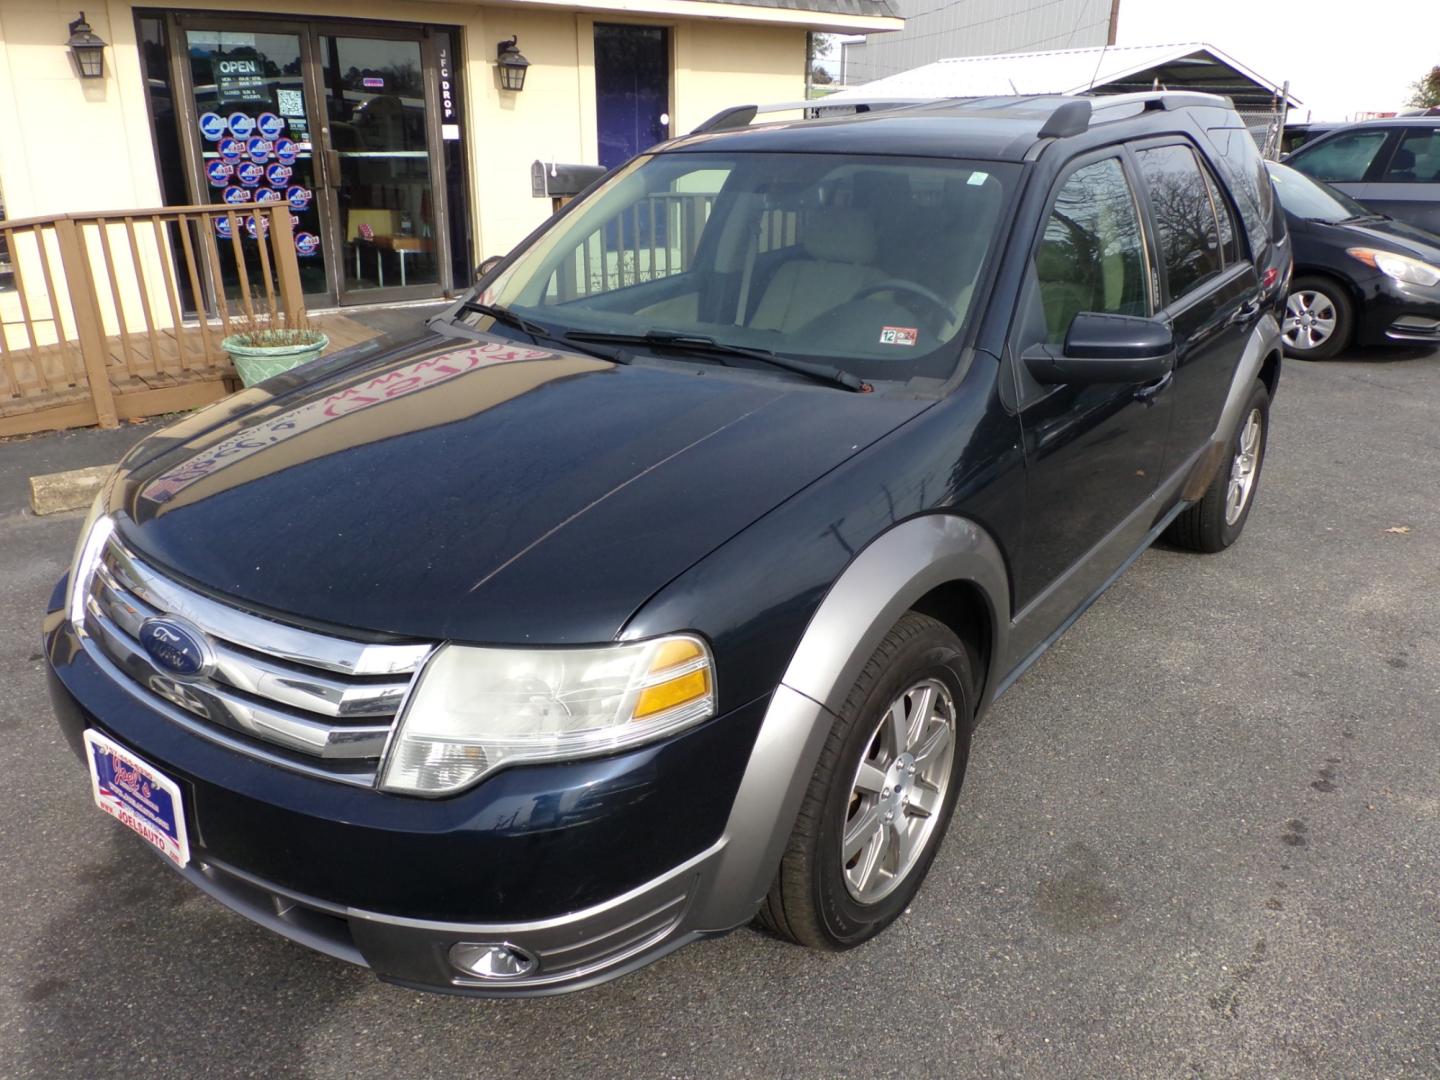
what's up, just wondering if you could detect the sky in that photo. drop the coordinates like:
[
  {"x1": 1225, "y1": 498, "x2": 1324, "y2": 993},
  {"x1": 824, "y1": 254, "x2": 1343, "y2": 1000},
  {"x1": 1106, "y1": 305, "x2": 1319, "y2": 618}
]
[{"x1": 1114, "y1": 0, "x2": 1438, "y2": 121}]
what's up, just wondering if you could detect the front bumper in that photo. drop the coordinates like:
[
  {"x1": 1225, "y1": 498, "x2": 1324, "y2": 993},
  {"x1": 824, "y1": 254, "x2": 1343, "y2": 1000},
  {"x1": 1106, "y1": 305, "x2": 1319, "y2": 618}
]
[
  {"x1": 1354, "y1": 275, "x2": 1440, "y2": 347},
  {"x1": 45, "y1": 603, "x2": 781, "y2": 995},
  {"x1": 171, "y1": 833, "x2": 729, "y2": 996}
]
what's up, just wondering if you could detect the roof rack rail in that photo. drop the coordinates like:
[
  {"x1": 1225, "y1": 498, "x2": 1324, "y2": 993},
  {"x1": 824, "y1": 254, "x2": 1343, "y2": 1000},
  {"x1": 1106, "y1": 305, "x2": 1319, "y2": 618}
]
[
  {"x1": 1037, "y1": 99, "x2": 1091, "y2": 138},
  {"x1": 686, "y1": 91, "x2": 1231, "y2": 141},
  {"x1": 1088, "y1": 90, "x2": 1230, "y2": 113},
  {"x1": 689, "y1": 105, "x2": 759, "y2": 135},
  {"x1": 687, "y1": 97, "x2": 939, "y2": 135}
]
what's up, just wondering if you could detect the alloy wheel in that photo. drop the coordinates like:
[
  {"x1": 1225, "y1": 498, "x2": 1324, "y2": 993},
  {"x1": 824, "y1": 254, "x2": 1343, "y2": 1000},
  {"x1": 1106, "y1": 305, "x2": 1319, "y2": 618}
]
[
  {"x1": 1282, "y1": 289, "x2": 1338, "y2": 351},
  {"x1": 841, "y1": 678, "x2": 957, "y2": 904},
  {"x1": 1225, "y1": 407, "x2": 1263, "y2": 526}
]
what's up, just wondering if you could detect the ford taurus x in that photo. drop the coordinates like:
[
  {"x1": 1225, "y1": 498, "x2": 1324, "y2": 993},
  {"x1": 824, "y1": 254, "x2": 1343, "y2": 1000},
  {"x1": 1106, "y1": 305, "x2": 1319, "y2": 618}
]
[{"x1": 46, "y1": 93, "x2": 1286, "y2": 996}]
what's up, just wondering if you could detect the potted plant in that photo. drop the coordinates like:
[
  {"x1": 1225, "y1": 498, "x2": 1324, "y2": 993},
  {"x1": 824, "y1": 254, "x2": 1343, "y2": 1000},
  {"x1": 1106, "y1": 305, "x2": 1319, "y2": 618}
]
[{"x1": 221, "y1": 309, "x2": 329, "y2": 388}]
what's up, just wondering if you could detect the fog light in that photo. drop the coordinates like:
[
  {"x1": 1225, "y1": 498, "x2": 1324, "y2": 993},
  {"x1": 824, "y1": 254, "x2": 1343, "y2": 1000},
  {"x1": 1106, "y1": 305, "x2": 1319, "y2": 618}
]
[{"x1": 449, "y1": 941, "x2": 538, "y2": 980}]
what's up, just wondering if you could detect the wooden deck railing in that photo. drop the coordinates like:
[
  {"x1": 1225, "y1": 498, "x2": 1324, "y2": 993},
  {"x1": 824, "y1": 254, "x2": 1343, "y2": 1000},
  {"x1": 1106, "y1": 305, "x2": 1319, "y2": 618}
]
[{"x1": 0, "y1": 202, "x2": 304, "y2": 436}]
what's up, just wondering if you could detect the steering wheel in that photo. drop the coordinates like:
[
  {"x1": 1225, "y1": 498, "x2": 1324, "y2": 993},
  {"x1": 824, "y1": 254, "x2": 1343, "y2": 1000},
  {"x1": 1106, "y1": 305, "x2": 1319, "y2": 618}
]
[{"x1": 850, "y1": 279, "x2": 954, "y2": 324}]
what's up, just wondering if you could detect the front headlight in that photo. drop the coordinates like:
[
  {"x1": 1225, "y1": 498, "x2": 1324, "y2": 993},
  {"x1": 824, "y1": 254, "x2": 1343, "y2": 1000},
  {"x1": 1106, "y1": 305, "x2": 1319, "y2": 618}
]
[
  {"x1": 67, "y1": 493, "x2": 114, "y2": 629},
  {"x1": 379, "y1": 634, "x2": 716, "y2": 796},
  {"x1": 1347, "y1": 247, "x2": 1440, "y2": 287}
]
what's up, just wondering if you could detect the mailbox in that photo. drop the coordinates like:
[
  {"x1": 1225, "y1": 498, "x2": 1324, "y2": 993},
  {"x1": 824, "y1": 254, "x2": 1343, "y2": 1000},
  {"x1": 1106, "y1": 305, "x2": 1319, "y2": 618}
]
[{"x1": 531, "y1": 160, "x2": 607, "y2": 213}]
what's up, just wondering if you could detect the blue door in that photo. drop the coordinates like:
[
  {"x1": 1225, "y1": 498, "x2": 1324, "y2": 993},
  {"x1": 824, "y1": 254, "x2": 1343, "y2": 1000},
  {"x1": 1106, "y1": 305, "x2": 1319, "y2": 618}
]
[{"x1": 594, "y1": 25, "x2": 670, "y2": 169}]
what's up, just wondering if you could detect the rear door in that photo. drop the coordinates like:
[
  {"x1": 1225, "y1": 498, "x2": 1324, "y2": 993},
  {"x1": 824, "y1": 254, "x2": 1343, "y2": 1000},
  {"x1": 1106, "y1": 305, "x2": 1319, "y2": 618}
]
[
  {"x1": 1367, "y1": 126, "x2": 1440, "y2": 234},
  {"x1": 1131, "y1": 139, "x2": 1259, "y2": 477}
]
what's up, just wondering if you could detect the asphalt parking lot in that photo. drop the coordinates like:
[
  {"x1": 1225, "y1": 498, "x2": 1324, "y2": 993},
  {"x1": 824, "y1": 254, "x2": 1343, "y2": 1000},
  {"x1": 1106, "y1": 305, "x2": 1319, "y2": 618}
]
[{"x1": 1, "y1": 342, "x2": 1437, "y2": 1079}]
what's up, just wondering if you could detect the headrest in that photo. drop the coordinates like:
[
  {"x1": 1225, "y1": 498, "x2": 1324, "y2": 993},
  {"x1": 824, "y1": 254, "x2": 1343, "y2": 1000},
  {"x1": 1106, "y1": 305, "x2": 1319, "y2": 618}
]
[
  {"x1": 803, "y1": 207, "x2": 878, "y2": 265},
  {"x1": 1393, "y1": 147, "x2": 1416, "y2": 169}
]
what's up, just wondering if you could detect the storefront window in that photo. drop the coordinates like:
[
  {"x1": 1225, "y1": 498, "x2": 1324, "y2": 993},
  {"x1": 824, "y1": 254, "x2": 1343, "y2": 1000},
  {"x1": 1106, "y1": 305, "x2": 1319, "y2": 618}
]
[{"x1": 137, "y1": 13, "x2": 464, "y2": 307}]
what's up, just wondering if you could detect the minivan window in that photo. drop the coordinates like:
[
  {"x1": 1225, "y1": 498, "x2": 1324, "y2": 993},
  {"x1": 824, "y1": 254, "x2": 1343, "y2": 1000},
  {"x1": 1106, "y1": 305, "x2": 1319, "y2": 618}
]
[
  {"x1": 1266, "y1": 162, "x2": 1371, "y2": 223},
  {"x1": 1382, "y1": 128, "x2": 1440, "y2": 183},
  {"x1": 1290, "y1": 129, "x2": 1389, "y2": 183},
  {"x1": 1033, "y1": 157, "x2": 1150, "y2": 344},
  {"x1": 478, "y1": 152, "x2": 1018, "y2": 382},
  {"x1": 1135, "y1": 144, "x2": 1223, "y2": 301}
]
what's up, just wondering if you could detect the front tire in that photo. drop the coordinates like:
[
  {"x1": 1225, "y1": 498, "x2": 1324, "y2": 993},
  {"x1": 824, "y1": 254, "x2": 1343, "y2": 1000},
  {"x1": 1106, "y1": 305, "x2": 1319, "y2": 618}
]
[
  {"x1": 756, "y1": 613, "x2": 974, "y2": 949},
  {"x1": 1164, "y1": 380, "x2": 1270, "y2": 553},
  {"x1": 1282, "y1": 276, "x2": 1352, "y2": 360}
]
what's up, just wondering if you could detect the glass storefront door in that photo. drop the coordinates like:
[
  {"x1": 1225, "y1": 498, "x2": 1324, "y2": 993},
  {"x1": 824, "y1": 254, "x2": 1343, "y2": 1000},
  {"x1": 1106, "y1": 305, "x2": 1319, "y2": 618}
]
[
  {"x1": 317, "y1": 35, "x2": 440, "y2": 302},
  {"x1": 184, "y1": 27, "x2": 330, "y2": 302},
  {"x1": 170, "y1": 15, "x2": 456, "y2": 307}
]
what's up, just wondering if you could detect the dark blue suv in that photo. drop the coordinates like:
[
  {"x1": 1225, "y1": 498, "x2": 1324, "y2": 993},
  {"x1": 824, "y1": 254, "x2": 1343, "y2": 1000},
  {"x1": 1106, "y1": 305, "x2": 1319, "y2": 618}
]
[{"x1": 46, "y1": 93, "x2": 1287, "y2": 996}]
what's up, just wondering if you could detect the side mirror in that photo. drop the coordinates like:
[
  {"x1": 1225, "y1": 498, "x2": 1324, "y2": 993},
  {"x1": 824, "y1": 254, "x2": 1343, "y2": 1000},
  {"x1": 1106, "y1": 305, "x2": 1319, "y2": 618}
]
[{"x1": 1023, "y1": 312, "x2": 1175, "y2": 386}]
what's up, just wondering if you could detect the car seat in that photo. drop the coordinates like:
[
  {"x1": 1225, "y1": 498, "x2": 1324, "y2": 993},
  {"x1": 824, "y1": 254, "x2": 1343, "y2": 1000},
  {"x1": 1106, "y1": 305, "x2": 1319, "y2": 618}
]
[
  {"x1": 1388, "y1": 146, "x2": 1417, "y2": 182},
  {"x1": 749, "y1": 206, "x2": 888, "y2": 333}
]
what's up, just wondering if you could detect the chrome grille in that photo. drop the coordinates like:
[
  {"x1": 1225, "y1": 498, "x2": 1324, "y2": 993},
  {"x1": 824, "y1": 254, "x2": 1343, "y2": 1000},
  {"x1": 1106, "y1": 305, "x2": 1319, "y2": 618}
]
[{"x1": 80, "y1": 536, "x2": 432, "y2": 785}]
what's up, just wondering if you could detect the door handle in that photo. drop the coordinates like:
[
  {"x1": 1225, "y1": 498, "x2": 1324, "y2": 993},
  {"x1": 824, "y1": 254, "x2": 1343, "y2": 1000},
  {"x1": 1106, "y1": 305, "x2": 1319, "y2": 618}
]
[
  {"x1": 1134, "y1": 369, "x2": 1173, "y2": 404},
  {"x1": 1230, "y1": 299, "x2": 1262, "y2": 326}
]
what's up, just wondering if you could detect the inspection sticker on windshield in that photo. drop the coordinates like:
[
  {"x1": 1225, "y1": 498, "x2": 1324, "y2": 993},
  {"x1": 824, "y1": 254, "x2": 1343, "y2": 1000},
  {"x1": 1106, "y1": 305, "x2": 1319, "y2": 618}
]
[
  {"x1": 83, "y1": 729, "x2": 190, "y2": 868},
  {"x1": 879, "y1": 326, "x2": 918, "y2": 347}
]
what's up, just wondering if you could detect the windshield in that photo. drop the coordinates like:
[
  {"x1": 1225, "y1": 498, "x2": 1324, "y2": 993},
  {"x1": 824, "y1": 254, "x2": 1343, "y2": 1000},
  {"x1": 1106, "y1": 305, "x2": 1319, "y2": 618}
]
[
  {"x1": 1266, "y1": 162, "x2": 1371, "y2": 223},
  {"x1": 471, "y1": 152, "x2": 1018, "y2": 383}
]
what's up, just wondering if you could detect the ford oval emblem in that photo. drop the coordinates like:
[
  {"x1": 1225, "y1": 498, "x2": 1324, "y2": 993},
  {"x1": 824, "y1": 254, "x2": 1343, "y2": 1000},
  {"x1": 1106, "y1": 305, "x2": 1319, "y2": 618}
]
[{"x1": 138, "y1": 617, "x2": 213, "y2": 679}]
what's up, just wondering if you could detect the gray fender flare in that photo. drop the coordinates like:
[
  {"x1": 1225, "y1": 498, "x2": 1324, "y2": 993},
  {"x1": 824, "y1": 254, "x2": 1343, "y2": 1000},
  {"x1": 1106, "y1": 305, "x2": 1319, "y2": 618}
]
[
  {"x1": 692, "y1": 513, "x2": 1010, "y2": 930},
  {"x1": 1183, "y1": 314, "x2": 1282, "y2": 501}
]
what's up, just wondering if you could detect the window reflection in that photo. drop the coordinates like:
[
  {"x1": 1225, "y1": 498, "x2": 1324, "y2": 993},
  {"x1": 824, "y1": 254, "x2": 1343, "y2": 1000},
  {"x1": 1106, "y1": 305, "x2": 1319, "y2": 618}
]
[
  {"x1": 1035, "y1": 158, "x2": 1149, "y2": 343},
  {"x1": 1136, "y1": 145, "x2": 1223, "y2": 301}
]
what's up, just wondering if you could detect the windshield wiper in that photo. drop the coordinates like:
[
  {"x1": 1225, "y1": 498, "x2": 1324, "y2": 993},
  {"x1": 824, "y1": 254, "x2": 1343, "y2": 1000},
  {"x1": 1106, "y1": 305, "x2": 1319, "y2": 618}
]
[
  {"x1": 562, "y1": 330, "x2": 870, "y2": 392},
  {"x1": 454, "y1": 301, "x2": 624, "y2": 362}
]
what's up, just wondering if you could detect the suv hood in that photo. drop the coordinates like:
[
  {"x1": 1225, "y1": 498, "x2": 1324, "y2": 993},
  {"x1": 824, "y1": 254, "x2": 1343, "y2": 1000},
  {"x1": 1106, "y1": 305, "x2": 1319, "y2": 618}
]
[{"x1": 112, "y1": 333, "x2": 928, "y2": 644}]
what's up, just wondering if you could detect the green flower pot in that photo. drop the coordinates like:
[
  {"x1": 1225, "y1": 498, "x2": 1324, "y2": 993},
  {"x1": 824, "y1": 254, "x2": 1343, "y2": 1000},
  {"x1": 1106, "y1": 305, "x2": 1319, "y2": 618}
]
[{"x1": 222, "y1": 333, "x2": 329, "y2": 388}]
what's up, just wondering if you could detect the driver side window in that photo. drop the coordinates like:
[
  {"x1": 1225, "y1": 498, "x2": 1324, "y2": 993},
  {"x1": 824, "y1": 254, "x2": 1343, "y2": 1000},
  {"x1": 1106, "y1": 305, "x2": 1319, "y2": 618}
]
[{"x1": 1035, "y1": 158, "x2": 1151, "y2": 345}]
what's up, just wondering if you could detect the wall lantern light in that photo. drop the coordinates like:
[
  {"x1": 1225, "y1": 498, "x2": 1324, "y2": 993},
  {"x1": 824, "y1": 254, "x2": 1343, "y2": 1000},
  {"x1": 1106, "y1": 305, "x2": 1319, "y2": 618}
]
[
  {"x1": 496, "y1": 37, "x2": 530, "y2": 92},
  {"x1": 68, "y1": 12, "x2": 108, "y2": 79}
]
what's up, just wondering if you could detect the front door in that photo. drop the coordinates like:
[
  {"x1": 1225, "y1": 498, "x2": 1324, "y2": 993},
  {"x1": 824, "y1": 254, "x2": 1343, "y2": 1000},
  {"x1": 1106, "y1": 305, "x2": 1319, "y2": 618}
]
[
  {"x1": 181, "y1": 24, "x2": 330, "y2": 302},
  {"x1": 594, "y1": 25, "x2": 671, "y2": 169},
  {"x1": 314, "y1": 32, "x2": 444, "y2": 303},
  {"x1": 1008, "y1": 152, "x2": 1173, "y2": 635},
  {"x1": 175, "y1": 15, "x2": 451, "y2": 307}
]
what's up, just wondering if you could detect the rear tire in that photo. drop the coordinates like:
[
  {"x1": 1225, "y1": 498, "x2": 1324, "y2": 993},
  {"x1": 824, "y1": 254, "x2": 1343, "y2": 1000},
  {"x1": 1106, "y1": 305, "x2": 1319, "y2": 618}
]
[
  {"x1": 756, "y1": 612, "x2": 974, "y2": 949},
  {"x1": 1282, "y1": 276, "x2": 1352, "y2": 360},
  {"x1": 1164, "y1": 380, "x2": 1270, "y2": 553}
]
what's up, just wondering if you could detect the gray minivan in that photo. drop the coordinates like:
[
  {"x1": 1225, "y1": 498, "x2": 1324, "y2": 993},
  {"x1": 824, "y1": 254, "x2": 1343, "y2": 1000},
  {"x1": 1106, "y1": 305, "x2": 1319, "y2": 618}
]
[{"x1": 1285, "y1": 119, "x2": 1440, "y2": 235}]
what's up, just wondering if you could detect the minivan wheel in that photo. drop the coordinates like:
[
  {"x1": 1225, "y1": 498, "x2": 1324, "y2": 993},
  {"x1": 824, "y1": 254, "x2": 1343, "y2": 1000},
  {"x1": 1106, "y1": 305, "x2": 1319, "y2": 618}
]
[
  {"x1": 1163, "y1": 380, "x2": 1270, "y2": 553},
  {"x1": 756, "y1": 613, "x2": 973, "y2": 949},
  {"x1": 1282, "y1": 276, "x2": 1352, "y2": 360}
]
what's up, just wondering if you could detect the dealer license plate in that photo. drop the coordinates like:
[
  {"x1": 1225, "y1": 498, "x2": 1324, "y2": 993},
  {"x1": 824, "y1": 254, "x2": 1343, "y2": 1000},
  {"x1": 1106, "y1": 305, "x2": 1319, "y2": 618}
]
[{"x1": 83, "y1": 729, "x2": 190, "y2": 868}]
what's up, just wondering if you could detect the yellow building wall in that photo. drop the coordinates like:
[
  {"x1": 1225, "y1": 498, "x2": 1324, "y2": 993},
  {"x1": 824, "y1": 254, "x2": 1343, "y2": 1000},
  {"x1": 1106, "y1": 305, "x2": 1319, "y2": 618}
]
[{"x1": 0, "y1": 0, "x2": 806, "y2": 293}]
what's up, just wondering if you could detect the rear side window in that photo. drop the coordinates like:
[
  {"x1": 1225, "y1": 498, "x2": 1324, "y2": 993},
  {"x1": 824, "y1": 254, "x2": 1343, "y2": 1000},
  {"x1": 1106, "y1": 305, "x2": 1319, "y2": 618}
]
[
  {"x1": 1290, "y1": 129, "x2": 1389, "y2": 183},
  {"x1": 1206, "y1": 126, "x2": 1274, "y2": 256},
  {"x1": 1382, "y1": 128, "x2": 1440, "y2": 183},
  {"x1": 1033, "y1": 157, "x2": 1150, "y2": 345},
  {"x1": 1135, "y1": 144, "x2": 1222, "y2": 301},
  {"x1": 1200, "y1": 164, "x2": 1239, "y2": 264}
]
